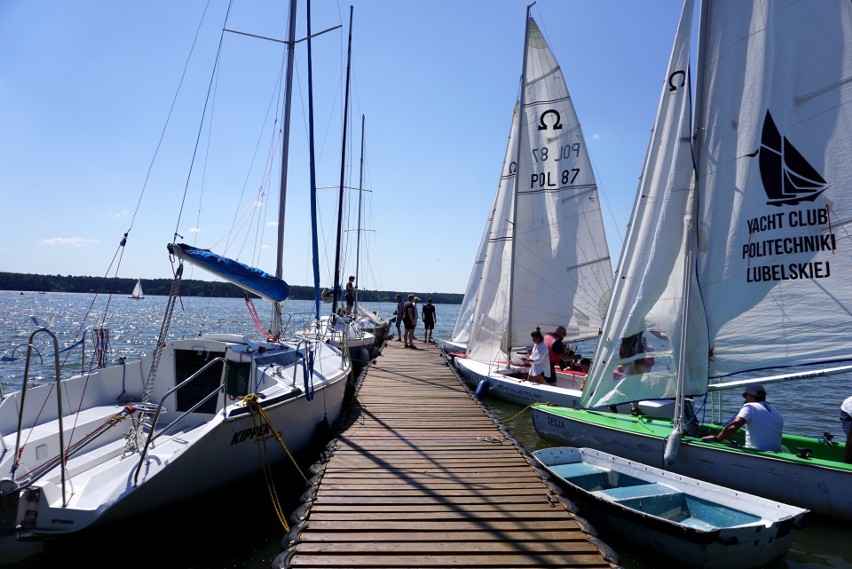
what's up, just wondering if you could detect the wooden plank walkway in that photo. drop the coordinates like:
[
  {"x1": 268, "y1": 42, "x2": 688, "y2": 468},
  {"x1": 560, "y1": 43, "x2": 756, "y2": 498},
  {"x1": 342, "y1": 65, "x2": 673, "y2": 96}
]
[{"x1": 274, "y1": 340, "x2": 620, "y2": 568}]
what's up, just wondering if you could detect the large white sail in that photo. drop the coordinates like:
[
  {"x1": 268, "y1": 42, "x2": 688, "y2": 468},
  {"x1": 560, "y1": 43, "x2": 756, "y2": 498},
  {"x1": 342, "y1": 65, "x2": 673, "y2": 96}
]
[
  {"x1": 582, "y1": 0, "x2": 852, "y2": 410},
  {"x1": 696, "y1": 0, "x2": 852, "y2": 378},
  {"x1": 582, "y1": 0, "x2": 699, "y2": 408},
  {"x1": 466, "y1": 16, "x2": 613, "y2": 365},
  {"x1": 450, "y1": 103, "x2": 520, "y2": 347}
]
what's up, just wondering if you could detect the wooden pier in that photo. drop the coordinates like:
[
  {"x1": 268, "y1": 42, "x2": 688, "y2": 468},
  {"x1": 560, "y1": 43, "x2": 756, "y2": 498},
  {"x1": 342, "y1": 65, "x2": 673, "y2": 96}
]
[{"x1": 275, "y1": 341, "x2": 619, "y2": 568}]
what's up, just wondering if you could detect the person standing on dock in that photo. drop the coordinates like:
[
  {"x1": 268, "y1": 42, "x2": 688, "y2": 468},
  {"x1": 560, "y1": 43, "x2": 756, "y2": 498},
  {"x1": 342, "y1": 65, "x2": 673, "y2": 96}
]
[
  {"x1": 393, "y1": 294, "x2": 404, "y2": 342},
  {"x1": 403, "y1": 294, "x2": 418, "y2": 349},
  {"x1": 412, "y1": 296, "x2": 420, "y2": 340},
  {"x1": 421, "y1": 298, "x2": 436, "y2": 343}
]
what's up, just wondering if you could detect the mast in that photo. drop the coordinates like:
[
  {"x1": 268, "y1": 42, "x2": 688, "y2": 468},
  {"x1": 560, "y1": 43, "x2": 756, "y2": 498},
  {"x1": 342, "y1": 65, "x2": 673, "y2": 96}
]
[
  {"x1": 503, "y1": 3, "x2": 533, "y2": 354},
  {"x1": 272, "y1": 0, "x2": 299, "y2": 337},
  {"x1": 331, "y1": 5, "x2": 354, "y2": 318},
  {"x1": 307, "y1": 0, "x2": 321, "y2": 320},
  {"x1": 355, "y1": 114, "x2": 365, "y2": 313}
]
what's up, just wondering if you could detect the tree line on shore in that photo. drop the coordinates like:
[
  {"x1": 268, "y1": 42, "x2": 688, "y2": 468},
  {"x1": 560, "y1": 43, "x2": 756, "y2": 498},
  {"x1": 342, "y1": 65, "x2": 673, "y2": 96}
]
[{"x1": 0, "y1": 272, "x2": 462, "y2": 304}]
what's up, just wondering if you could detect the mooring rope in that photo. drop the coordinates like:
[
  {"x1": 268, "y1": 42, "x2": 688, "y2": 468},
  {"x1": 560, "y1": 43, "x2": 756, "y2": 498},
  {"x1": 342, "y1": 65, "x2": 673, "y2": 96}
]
[{"x1": 244, "y1": 393, "x2": 309, "y2": 532}]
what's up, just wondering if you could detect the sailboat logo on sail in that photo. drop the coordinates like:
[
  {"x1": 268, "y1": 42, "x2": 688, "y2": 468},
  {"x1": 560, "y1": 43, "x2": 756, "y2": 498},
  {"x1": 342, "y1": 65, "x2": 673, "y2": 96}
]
[{"x1": 753, "y1": 110, "x2": 828, "y2": 207}]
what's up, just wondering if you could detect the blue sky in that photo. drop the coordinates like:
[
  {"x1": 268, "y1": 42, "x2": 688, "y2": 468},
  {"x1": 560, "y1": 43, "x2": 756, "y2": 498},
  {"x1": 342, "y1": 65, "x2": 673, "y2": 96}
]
[{"x1": 0, "y1": 0, "x2": 684, "y2": 295}]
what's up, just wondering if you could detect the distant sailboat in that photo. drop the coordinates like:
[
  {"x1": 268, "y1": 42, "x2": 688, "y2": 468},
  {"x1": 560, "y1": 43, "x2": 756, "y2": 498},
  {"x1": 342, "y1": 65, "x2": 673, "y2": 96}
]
[{"x1": 129, "y1": 279, "x2": 144, "y2": 300}]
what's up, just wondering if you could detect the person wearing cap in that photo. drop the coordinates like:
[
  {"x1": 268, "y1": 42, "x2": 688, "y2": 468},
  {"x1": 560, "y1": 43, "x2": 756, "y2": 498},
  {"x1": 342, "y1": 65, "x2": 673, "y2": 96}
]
[
  {"x1": 421, "y1": 298, "x2": 436, "y2": 343},
  {"x1": 393, "y1": 294, "x2": 404, "y2": 342},
  {"x1": 840, "y1": 395, "x2": 852, "y2": 463},
  {"x1": 543, "y1": 326, "x2": 567, "y2": 384},
  {"x1": 701, "y1": 383, "x2": 783, "y2": 452}
]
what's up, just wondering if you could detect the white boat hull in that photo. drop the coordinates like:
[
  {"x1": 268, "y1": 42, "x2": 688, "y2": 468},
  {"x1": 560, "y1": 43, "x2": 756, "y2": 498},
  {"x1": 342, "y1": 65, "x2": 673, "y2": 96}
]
[
  {"x1": 0, "y1": 334, "x2": 349, "y2": 541},
  {"x1": 531, "y1": 406, "x2": 852, "y2": 520},
  {"x1": 454, "y1": 357, "x2": 674, "y2": 417},
  {"x1": 533, "y1": 447, "x2": 807, "y2": 569}
]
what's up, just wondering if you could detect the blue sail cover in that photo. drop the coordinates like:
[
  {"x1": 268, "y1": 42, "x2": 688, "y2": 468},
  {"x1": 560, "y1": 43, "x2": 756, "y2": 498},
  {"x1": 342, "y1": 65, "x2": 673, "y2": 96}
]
[{"x1": 167, "y1": 243, "x2": 289, "y2": 302}]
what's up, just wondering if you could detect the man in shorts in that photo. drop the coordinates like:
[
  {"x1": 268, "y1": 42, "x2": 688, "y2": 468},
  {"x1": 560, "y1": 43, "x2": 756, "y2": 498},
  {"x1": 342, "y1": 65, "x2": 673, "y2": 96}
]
[
  {"x1": 403, "y1": 294, "x2": 417, "y2": 348},
  {"x1": 421, "y1": 298, "x2": 436, "y2": 343}
]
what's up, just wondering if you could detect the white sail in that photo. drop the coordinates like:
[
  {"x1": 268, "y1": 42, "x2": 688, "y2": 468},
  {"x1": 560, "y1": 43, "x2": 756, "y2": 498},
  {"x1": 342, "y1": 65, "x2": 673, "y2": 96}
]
[
  {"x1": 582, "y1": 0, "x2": 699, "y2": 408},
  {"x1": 697, "y1": 0, "x2": 852, "y2": 378},
  {"x1": 130, "y1": 279, "x2": 144, "y2": 300},
  {"x1": 450, "y1": 103, "x2": 520, "y2": 347},
  {"x1": 466, "y1": 16, "x2": 613, "y2": 365},
  {"x1": 582, "y1": 0, "x2": 852, "y2": 409}
]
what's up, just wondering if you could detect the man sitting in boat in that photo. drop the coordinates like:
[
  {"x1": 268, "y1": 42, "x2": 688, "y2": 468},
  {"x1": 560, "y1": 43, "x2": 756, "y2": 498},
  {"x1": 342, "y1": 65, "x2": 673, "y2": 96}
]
[
  {"x1": 841, "y1": 396, "x2": 852, "y2": 463},
  {"x1": 701, "y1": 383, "x2": 783, "y2": 452}
]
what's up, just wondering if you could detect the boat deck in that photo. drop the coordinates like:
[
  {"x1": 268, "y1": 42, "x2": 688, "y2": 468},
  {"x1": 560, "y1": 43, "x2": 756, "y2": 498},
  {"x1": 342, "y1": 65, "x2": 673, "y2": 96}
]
[{"x1": 276, "y1": 340, "x2": 618, "y2": 568}]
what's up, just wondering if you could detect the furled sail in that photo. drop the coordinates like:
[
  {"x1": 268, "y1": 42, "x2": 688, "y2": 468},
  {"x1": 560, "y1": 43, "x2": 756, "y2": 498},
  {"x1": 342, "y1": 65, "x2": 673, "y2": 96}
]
[{"x1": 167, "y1": 243, "x2": 290, "y2": 302}]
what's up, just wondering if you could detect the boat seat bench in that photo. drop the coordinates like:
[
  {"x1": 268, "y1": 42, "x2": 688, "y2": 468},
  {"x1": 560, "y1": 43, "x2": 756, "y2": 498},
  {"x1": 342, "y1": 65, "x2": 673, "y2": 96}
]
[
  {"x1": 549, "y1": 462, "x2": 608, "y2": 479},
  {"x1": 593, "y1": 482, "x2": 681, "y2": 501}
]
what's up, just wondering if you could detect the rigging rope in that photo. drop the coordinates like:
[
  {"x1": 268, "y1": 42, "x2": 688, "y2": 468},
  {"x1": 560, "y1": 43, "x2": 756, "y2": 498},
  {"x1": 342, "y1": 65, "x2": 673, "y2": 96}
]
[
  {"x1": 122, "y1": 265, "x2": 183, "y2": 456},
  {"x1": 93, "y1": 327, "x2": 110, "y2": 369},
  {"x1": 245, "y1": 294, "x2": 275, "y2": 340},
  {"x1": 244, "y1": 393, "x2": 309, "y2": 532}
]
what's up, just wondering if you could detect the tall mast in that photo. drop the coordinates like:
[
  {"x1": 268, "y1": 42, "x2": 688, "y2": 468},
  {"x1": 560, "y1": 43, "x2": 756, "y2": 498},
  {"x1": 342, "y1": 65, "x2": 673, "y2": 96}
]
[
  {"x1": 355, "y1": 114, "x2": 365, "y2": 312},
  {"x1": 307, "y1": 0, "x2": 321, "y2": 320},
  {"x1": 272, "y1": 0, "x2": 299, "y2": 337},
  {"x1": 504, "y1": 3, "x2": 533, "y2": 353},
  {"x1": 331, "y1": 5, "x2": 353, "y2": 318}
]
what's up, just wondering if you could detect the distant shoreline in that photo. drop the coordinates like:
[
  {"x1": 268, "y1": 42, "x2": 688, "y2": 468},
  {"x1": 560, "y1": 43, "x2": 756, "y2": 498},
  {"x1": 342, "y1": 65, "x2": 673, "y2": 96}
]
[{"x1": 0, "y1": 272, "x2": 462, "y2": 304}]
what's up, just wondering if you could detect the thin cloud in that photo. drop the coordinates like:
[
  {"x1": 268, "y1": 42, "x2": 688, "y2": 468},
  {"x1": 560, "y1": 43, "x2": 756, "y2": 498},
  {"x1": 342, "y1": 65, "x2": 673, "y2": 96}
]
[{"x1": 41, "y1": 237, "x2": 100, "y2": 247}]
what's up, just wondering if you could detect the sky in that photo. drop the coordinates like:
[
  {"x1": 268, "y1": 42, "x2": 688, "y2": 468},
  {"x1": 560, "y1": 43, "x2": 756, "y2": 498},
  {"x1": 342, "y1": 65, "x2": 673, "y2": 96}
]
[{"x1": 0, "y1": 0, "x2": 686, "y2": 296}]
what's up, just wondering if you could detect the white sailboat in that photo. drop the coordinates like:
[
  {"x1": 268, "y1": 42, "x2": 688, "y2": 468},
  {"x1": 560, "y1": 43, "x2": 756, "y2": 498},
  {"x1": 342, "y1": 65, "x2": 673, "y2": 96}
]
[
  {"x1": 0, "y1": 0, "x2": 350, "y2": 557},
  {"x1": 350, "y1": 117, "x2": 390, "y2": 350},
  {"x1": 312, "y1": 8, "x2": 376, "y2": 368},
  {"x1": 453, "y1": 7, "x2": 625, "y2": 410},
  {"x1": 532, "y1": 0, "x2": 852, "y2": 520},
  {"x1": 441, "y1": 103, "x2": 520, "y2": 359},
  {"x1": 129, "y1": 279, "x2": 144, "y2": 300}
]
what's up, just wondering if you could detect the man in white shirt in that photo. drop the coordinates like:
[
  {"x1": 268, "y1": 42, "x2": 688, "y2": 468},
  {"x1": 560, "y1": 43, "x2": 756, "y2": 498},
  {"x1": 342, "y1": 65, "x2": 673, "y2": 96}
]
[
  {"x1": 701, "y1": 383, "x2": 783, "y2": 452},
  {"x1": 840, "y1": 395, "x2": 852, "y2": 463}
]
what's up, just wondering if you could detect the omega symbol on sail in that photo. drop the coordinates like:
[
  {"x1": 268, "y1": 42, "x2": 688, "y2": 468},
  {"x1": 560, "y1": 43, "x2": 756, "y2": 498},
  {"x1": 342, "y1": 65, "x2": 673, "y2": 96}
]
[
  {"x1": 538, "y1": 109, "x2": 562, "y2": 131},
  {"x1": 751, "y1": 110, "x2": 827, "y2": 207}
]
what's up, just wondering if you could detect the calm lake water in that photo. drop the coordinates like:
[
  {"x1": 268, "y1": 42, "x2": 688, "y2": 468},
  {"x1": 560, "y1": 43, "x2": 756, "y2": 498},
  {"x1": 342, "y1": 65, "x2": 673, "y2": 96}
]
[{"x1": 1, "y1": 291, "x2": 849, "y2": 568}]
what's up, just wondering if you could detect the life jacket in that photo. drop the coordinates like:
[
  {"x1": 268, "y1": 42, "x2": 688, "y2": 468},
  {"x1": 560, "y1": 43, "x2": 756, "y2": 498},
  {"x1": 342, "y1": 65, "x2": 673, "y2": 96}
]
[{"x1": 543, "y1": 333, "x2": 562, "y2": 363}]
